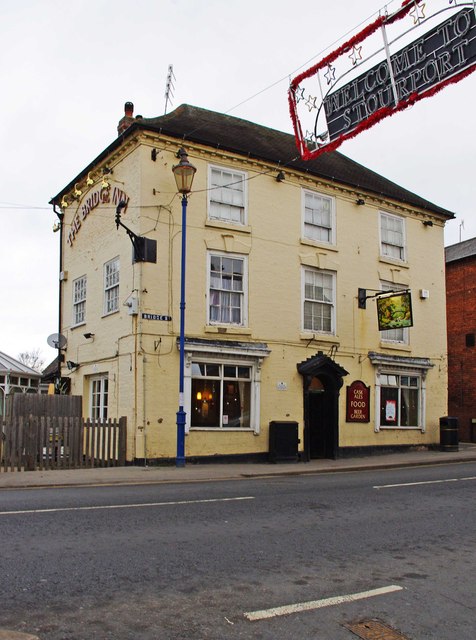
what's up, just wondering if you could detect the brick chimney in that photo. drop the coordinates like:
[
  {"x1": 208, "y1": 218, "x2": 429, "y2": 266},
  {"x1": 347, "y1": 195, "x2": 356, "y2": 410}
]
[{"x1": 117, "y1": 102, "x2": 135, "y2": 136}]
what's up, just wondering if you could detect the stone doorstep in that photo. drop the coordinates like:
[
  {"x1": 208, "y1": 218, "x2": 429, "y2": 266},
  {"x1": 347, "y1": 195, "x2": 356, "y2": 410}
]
[{"x1": 0, "y1": 631, "x2": 40, "y2": 640}]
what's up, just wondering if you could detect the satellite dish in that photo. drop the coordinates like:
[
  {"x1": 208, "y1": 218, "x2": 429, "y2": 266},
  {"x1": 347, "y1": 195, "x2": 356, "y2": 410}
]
[{"x1": 47, "y1": 333, "x2": 67, "y2": 350}]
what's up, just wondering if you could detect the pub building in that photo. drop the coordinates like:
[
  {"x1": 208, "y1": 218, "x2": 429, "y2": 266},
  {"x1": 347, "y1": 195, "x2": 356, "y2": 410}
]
[{"x1": 50, "y1": 102, "x2": 453, "y2": 463}]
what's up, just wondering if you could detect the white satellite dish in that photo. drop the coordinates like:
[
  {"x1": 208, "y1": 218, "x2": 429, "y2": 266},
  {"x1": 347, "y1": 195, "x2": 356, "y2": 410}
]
[{"x1": 47, "y1": 333, "x2": 67, "y2": 350}]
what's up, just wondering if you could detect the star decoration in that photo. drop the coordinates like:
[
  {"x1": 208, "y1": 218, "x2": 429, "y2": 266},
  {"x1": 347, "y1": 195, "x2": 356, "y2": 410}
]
[
  {"x1": 349, "y1": 45, "x2": 363, "y2": 66},
  {"x1": 305, "y1": 130, "x2": 318, "y2": 149},
  {"x1": 294, "y1": 87, "x2": 306, "y2": 104},
  {"x1": 324, "y1": 65, "x2": 336, "y2": 85},
  {"x1": 305, "y1": 94, "x2": 317, "y2": 112},
  {"x1": 410, "y1": 2, "x2": 425, "y2": 24}
]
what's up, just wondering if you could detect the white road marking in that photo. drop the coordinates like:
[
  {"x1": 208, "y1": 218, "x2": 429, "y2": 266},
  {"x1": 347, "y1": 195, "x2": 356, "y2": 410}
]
[
  {"x1": 244, "y1": 585, "x2": 403, "y2": 621},
  {"x1": 0, "y1": 496, "x2": 254, "y2": 516},
  {"x1": 374, "y1": 476, "x2": 476, "y2": 489}
]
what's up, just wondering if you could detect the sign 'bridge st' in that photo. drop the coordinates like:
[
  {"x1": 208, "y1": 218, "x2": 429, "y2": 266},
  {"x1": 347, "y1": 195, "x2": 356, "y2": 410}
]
[{"x1": 289, "y1": 1, "x2": 476, "y2": 159}]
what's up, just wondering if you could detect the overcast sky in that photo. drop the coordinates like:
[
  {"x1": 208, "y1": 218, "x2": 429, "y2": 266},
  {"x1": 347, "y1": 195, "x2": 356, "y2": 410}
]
[{"x1": 1, "y1": 0, "x2": 474, "y2": 365}]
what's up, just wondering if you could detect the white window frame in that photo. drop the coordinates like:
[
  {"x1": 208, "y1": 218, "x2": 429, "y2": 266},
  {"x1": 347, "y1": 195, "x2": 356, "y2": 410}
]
[
  {"x1": 207, "y1": 252, "x2": 248, "y2": 327},
  {"x1": 72, "y1": 275, "x2": 87, "y2": 327},
  {"x1": 103, "y1": 257, "x2": 120, "y2": 316},
  {"x1": 369, "y1": 352, "x2": 432, "y2": 433},
  {"x1": 183, "y1": 341, "x2": 270, "y2": 434},
  {"x1": 90, "y1": 375, "x2": 109, "y2": 421},
  {"x1": 376, "y1": 370, "x2": 422, "y2": 430},
  {"x1": 189, "y1": 361, "x2": 253, "y2": 431},
  {"x1": 302, "y1": 189, "x2": 335, "y2": 245},
  {"x1": 302, "y1": 267, "x2": 336, "y2": 335},
  {"x1": 380, "y1": 212, "x2": 406, "y2": 261},
  {"x1": 208, "y1": 165, "x2": 247, "y2": 225},
  {"x1": 380, "y1": 281, "x2": 409, "y2": 345}
]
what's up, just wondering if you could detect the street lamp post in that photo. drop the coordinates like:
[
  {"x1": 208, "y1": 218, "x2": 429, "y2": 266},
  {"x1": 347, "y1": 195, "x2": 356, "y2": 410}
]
[{"x1": 172, "y1": 148, "x2": 197, "y2": 467}]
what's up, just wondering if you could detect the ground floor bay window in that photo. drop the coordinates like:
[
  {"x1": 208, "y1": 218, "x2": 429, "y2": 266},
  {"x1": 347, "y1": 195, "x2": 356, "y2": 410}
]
[
  {"x1": 191, "y1": 363, "x2": 251, "y2": 429},
  {"x1": 369, "y1": 352, "x2": 433, "y2": 433},
  {"x1": 182, "y1": 339, "x2": 270, "y2": 434}
]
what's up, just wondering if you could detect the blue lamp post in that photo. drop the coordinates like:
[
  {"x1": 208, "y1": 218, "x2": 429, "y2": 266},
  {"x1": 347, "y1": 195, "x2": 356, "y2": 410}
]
[{"x1": 172, "y1": 148, "x2": 197, "y2": 467}]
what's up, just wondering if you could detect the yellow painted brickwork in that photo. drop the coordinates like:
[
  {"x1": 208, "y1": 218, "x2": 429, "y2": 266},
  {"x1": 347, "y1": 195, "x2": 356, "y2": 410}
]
[{"x1": 59, "y1": 134, "x2": 448, "y2": 461}]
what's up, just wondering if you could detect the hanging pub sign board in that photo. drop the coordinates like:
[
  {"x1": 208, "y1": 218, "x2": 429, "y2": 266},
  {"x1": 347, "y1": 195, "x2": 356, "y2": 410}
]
[
  {"x1": 288, "y1": 0, "x2": 476, "y2": 160},
  {"x1": 346, "y1": 380, "x2": 371, "y2": 422},
  {"x1": 376, "y1": 290, "x2": 413, "y2": 331}
]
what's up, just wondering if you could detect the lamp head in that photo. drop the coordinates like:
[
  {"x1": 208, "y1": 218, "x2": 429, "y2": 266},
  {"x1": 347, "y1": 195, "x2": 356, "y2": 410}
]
[{"x1": 172, "y1": 148, "x2": 197, "y2": 194}]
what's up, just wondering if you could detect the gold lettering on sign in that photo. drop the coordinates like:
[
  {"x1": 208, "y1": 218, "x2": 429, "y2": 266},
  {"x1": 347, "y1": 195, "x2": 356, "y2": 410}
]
[{"x1": 67, "y1": 186, "x2": 130, "y2": 247}]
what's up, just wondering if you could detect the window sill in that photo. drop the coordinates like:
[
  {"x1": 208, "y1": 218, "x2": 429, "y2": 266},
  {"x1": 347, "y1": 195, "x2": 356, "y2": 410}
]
[
  {"x1": 379, "y1": 341, "x2": 411, "y2": 352},
  {"x1": 71, "y1": 322, "x2": 86, "y2": 330},
  {"x1": 101, "y1": 309, "x2": 120, "y2": 318},
  {"x1": 300, "y1": 238, "x2": 337, "y2": 252},
  {"x1": 300, "y1": 332, "x2": 339, "y2": 343},
  {"x1": 205, "y1": 325, "x2": 252, "y2": 335},
  {"x1": 378, "y1": 425, "x2": 421, "y2": 430},
  {"x1": 379, "y1": 256, "x2": 409, "y2": 268},
  {"x1": 206, "y1": 219, "x2": 251, "y2": 234},
  {"x1": 190, "y1": 427, "x2": 255, "y2": 432}
]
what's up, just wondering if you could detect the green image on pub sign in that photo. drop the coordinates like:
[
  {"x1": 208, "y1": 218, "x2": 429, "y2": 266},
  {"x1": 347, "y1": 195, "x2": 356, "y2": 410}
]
[{"x1": 377, "y1": 291, "x2": 413, "y2": 331}]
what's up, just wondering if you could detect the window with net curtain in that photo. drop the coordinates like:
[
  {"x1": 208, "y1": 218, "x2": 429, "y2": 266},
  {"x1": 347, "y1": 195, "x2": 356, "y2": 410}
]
[
  {"x1": 209, "y1": 254, "x2": 245, "y2": 325},
  {"x1": 191, "y1": 363, "x2": 251, "y2": 429}
]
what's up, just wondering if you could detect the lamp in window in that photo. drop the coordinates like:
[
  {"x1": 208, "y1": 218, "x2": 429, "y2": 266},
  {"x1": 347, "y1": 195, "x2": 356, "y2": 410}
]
[{"x1": 172, "y1": 147, "x2": 197, "y2": 468}]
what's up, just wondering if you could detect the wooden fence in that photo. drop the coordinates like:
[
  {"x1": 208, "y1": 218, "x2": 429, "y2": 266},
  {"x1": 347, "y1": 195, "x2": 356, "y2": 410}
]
[
  {"x1": 6, "y1": 393, "x2": 82, "y2": 419},
  {"x1": 1, "y1": 416, "x2": 127, "y2": 471}
]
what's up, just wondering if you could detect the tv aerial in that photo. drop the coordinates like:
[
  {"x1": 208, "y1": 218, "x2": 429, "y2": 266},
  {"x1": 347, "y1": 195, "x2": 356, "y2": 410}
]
[{"x1": 47, "y1": 333, "x2": 67, "y2": 350}]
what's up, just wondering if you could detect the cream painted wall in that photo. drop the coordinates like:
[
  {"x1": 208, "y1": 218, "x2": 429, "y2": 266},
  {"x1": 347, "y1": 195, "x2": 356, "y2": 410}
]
[{"x1": 59, "y1": 133, "x2": 448, "y2": 460}]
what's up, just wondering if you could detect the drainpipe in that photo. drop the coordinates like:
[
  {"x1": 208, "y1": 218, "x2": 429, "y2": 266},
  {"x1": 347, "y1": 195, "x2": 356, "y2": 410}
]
[{"x1": 53, "y1": 204, "x2": 64, "y2": 391}]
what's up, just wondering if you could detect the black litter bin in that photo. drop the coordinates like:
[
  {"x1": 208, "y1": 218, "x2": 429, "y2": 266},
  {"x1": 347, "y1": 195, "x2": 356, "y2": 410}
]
[
  {"x1": 269, "y1": 421, "x2": 298, "y2": 463},
  {"x1": 439, "y1": 416, "x2": 459, "y2": 452}
]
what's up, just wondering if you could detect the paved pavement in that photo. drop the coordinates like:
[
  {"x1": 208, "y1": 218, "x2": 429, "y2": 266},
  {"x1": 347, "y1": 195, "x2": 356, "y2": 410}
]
[{"x1": 1, "y1": 443, "x2": 476, "y2": 490}]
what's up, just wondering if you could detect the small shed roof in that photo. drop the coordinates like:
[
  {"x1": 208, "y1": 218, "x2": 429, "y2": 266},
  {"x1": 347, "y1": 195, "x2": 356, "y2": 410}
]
[{"x1": 0, "y1": 351, "x2": 41, "y2": 377}]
